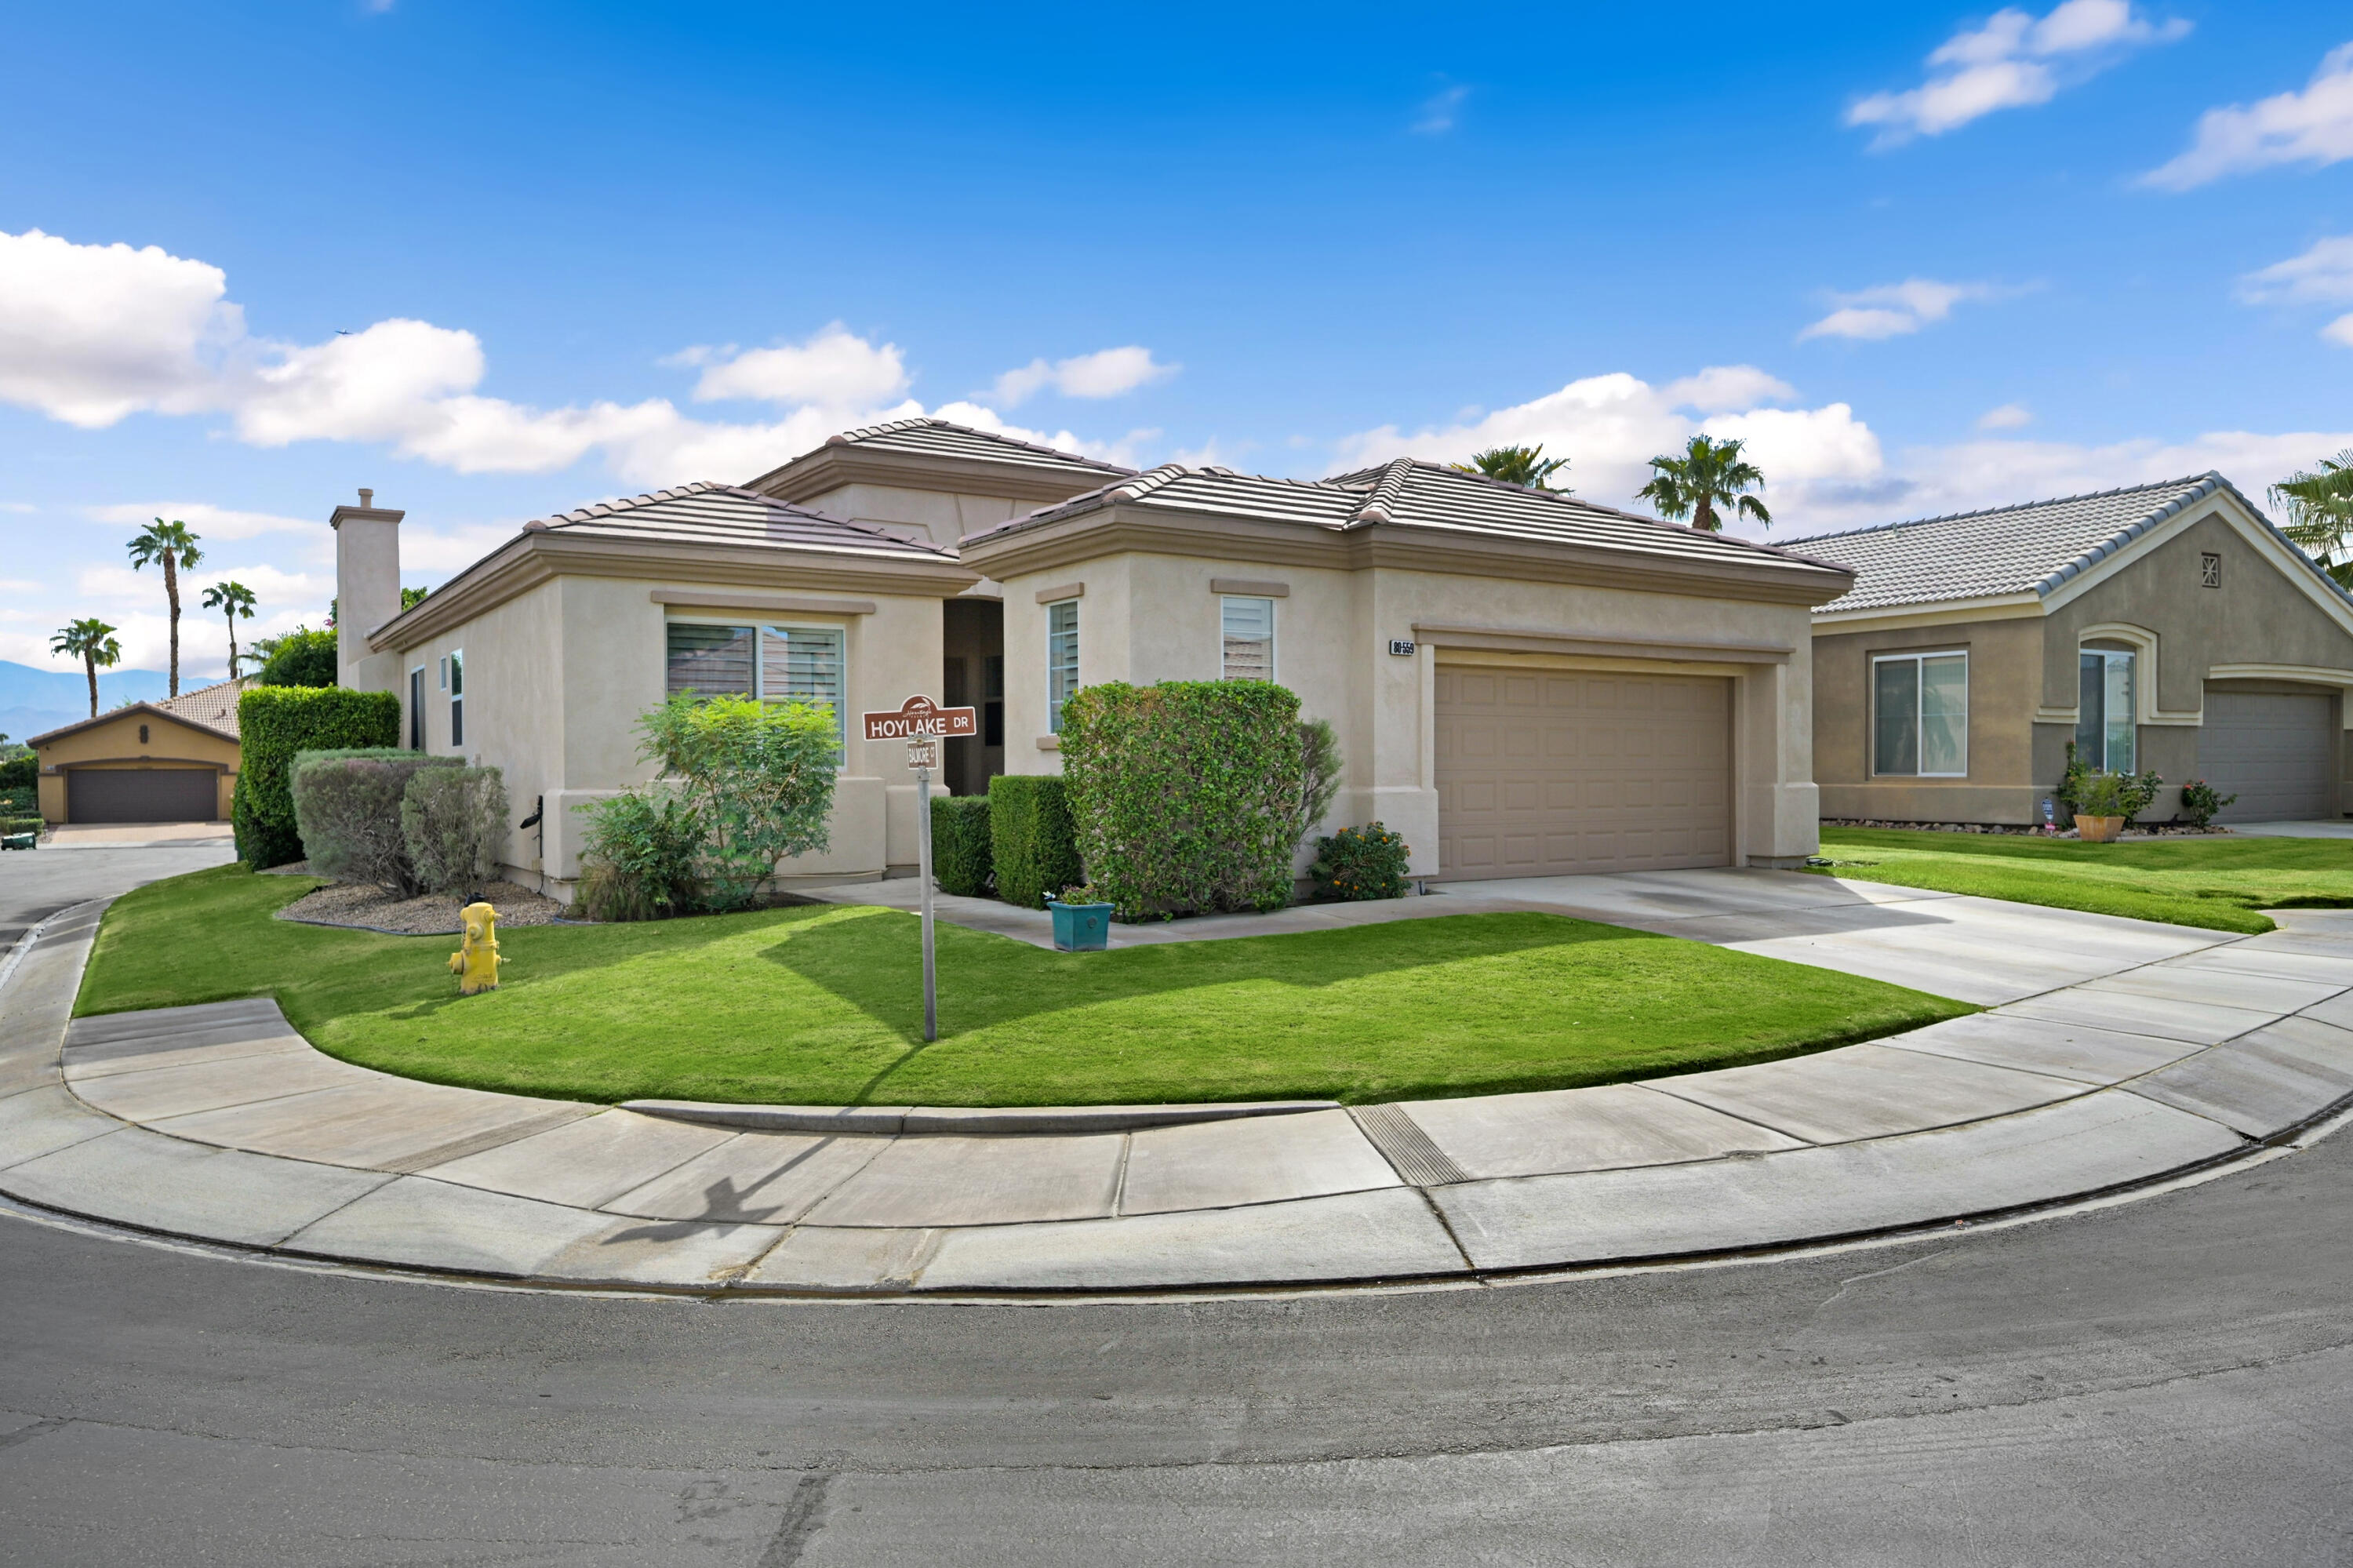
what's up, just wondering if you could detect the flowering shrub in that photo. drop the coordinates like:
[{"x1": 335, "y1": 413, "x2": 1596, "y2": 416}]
[
  {"x1": 2180, "y1": 779, "x2": 2237, "y2": 828},
  {"x1": 1311, "y1": 822, "x2": 1412, "y2": 901}
]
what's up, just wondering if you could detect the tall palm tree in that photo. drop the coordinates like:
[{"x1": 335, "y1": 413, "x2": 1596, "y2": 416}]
[
  {"x1": 51, "y1": 619, "x2": 122, "y2": 719},
  {"x1": 1452, "y1": 444, "x2": 1571, "y2": 491},
  {"x1": 200, "y1": 580, "x2": 258, "y2": 679},
  {"x1": 126, "y1": 518, "x2": 203, "y2": 696},
  {"x1": 1638, "y1": 435, "x2": 1772, "y2": 532},
  {"x1": 2270, "y1": 450, "x2": 2353, "y2": 588}
]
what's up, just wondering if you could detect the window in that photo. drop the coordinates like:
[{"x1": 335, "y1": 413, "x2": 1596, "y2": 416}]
[
  {"x1": 1872, "y1": 651, "x2": 1968, "y2": 777},
  {"x1": 1046, "y1": 599, "x2": 1079, "y2": 733},
  {"x1": 2077, "y1": 649, "x2": 2136, "y2": 771},
  {"x1": 666, "y1": 623, "x2": 755, "y2": 698},
  {"x1": 448, "y1": 648, "x2": 464, "y2": 748},
  {"x1": 2200, "y1": 551, "x2": 2221, "y2": 588},
  {"x1": 138, "y1": 723, "x2": 148, "y2": 746},
  {"x1": 1220, "y1": 596, "x2": 1275, "y2": 681},
  {"x1": 663, "y1": 620, "x2": 846, "y2": 760},
  {"x1": 409, "y1": 668, "x2": 425, "y2": 750},
  {"x1": 762, "y1": 624, "x2": 846, "y2": 755}
]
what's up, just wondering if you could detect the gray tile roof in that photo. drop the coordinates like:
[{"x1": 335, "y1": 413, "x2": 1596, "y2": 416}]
[
  {"x1": 524, "y1": 482, "x2": 959, "y2": 561},
  {"x1": 824, "y1": 417, "x2": 1134, "y2": 477},
  {"x1": 963, "y1": 458, "x2": 1849, "y2": 583},
  {"x1": 1785, "y1": 472, "x2": 2329, "y2": 614}
]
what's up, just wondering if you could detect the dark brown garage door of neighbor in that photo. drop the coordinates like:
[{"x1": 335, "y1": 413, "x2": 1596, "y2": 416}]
[
  {"x1": 66, "y1": 769, "x2": 220, "y2": 824},
  {"x1": 2202, "y1": 689, "x2": 2335, "y2": 823},
  {"x1": 1436, "y1": 666, "x2": 1732, "y2": 879}
]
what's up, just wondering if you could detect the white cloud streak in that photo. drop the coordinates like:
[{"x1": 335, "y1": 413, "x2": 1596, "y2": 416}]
[
  {"x1": 2143, "y1": 42, "x2": 2353, "y2": 190},
  {"x1": 1412, "y1": 85, "x2": 1470, "y2": 135},
  {"x1": 1799, "y1": 278, "x2": 1997, "y2": 341},
  {"x1": 987, "y1": 346, "x2": 1177, "y2": 408},
  {"x1": 1847, "y1": 0, "x2": 2188, "y2": 146},
  {"x1": 2237, "y1": 234, "x2": 2353, "y2": 350},
  {"x1": 1977, "y1": 403, "x2": 2034, "y2": 430}
]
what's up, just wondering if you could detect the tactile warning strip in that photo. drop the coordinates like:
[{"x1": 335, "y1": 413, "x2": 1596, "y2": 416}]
[{"x1": 1350, "y1": 1103, "x2": 1473, "y2": 1187}]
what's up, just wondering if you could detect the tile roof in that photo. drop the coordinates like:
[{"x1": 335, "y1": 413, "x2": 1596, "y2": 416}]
[
  {"x1": 1784, "y1": 472, "x2": 2334, "y2": 614},
  {"x1": 821, "y1": 417, "x2": 1134, "y2": 478},
  {"x1": 155, "y1": 677, "x2": 251, "y2": 738},
  {"x1": 522, "y1": 482, "x2": 960, "y2": 561},
  {"x1": 962, "y1": 457, "x2": 1850, "y2": 582}
]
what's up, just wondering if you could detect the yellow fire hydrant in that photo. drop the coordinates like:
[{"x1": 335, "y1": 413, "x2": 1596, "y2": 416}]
[{"x1": 449, "y1": 901, "x2": 504, "y2": 995}]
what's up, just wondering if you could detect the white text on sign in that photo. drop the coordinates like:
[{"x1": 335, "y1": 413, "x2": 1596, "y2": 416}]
[{"x1": 861, "y1": 693, "x2": 979, "y2": 742}]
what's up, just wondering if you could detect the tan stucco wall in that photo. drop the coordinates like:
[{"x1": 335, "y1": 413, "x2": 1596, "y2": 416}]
[
  {"x1": 997, "y1": 550, "x2": 1824, "y2": 875},
  {"x1": 1813, "y1": 615, "x2": 2044, "y2": 822},
  {"x1": 391, "y1": 573, "x2": 952, "y2": 897},
  {"x1": 33, "y1": 712, "x2": 239, "y2": 823},
  {"x1": 797, "y1": 482, "x2": 1027, "y2": 548}
]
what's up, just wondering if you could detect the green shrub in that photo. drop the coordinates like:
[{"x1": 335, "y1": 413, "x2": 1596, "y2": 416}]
[
  {"x1": 2, "y1": 816, "x2": 42, "y2": 835},
  {"x1": 931, "y1": 794, "x2": 994, "y2": 897},
  {"x1": 2073, "y1": 771, "x2": 2127, "y2": 817},
  {"x1": 1297, "y1": 716, "x2": 1342, "y2": 842},
  {"x1": 1060, "y1": 679, "x2": 1304, "y2": 920},
  {"x1": 0, "y1": 784, "x2": 33, "y2": 816},
  {"x1": 401, "y1": 766, "x2": 511, "y2": 897},
  {"x1": 988, "y1": 773, "x2": 1081, "y2": 910},
  {"x1": 253, "y1": 627, "x2": 340, "y2": 688},
  {"x1": 575, "y1": 788, "x2": 703, "y2": 921},
  {"x1": 292, "y1": 749, "x2": 464, "y2": 895},
  {"x1": 2180, "y1": 778, "x2": 2238, "y2": 828},
  {"x1": 233, "y1": 687, "x2": 402, "y2": 868},
  {"x1": 1311, "y1": 822, "x2": 1412, "y2": 900},
  {"x1": 0, "y1": 753, "x2": 34, "y2": 792},
  {"x1": 635, "y1": 693, "x2": 838, "y2": 910}
]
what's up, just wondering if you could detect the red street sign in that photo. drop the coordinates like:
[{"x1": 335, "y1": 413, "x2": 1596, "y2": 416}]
[{"x1": 862, "y1": 693, "x2": 978, "y2": 742}]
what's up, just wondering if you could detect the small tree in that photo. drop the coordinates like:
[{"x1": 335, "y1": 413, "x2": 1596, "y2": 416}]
[
  {"x1": 1297, "y1": 717, "x2": 1342, "y2": 844},
  {"x1": 1638, "y1": 435, "x2": 1770, "y2": 532},
  {"x1": 253, "y1": 627, "x2": 339, "y2": 687},
  {"x1": 50, "y1": 618, "x2": 122, "y2": 719},
  {"x1": 1451, "y1": 444, "x2": 1570, "y2": 491},
  {"x1": 635, "y1": 692, "x2": 839, "y2": 909}
]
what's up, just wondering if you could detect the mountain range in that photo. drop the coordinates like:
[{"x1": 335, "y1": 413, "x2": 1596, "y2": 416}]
[{"x1": 0, "y1": 660, "x2": 177, "y2": 746}]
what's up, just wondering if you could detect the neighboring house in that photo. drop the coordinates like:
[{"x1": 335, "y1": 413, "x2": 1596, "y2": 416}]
[
  {"x1": 1791, "y1": 474, "x2": 2353, "y2": 826},
  {"x1": 27, "y1": 677, "x2": 249, "y2": 824},
  {"x1": 333, "y1": 420, "x2": 1851, "y2": 900}
]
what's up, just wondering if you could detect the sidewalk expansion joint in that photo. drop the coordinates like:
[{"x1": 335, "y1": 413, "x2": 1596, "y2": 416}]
[{"x1": 1348, "y1": 1104, "x2": 1472, "y2": 1187}]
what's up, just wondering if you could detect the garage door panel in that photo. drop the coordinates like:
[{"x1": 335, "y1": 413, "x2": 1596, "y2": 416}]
[
  {"x1": 1437, "y1": 669, "x2": 1733, "y2": 878},
  {"x1": 67, "y1": 768, "x2": 218, "y2": 824},
  {"x1": 2203, "y1": 690, "x2": 2335, "y2": 823}
]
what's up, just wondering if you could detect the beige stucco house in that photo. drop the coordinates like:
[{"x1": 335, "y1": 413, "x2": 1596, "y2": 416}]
[
  {"x1": 334, "y1": 419, "x2": 1852, "y2": 898},
  {"x1": 1791, "y1": 474, "x2": 2353, "y2": 826},
  {"x1": 27, "y1": 678, "x2": 249, "y2": 824}
]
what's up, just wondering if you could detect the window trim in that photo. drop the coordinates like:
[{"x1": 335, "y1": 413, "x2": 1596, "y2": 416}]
[
  {"x1": 1219, "y1": 594, "x2": 1277, "y2": 682},
  {"x1": 663, "y1": 615, "x2": 850, "y2": 769},
  {"x1": 447, "y1": 648, "x2": 464, "y2": 750},
  {"x1": 1871, "y1": 648, "x2": 1969, "y2": 779},
  {"x1": 1046, "y1": 598, "x2": 1080, "y2": 735}
]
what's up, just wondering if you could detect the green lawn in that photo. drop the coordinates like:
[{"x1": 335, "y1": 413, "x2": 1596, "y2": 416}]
[
  {"x1": 1813, "y1": 828, "x2": 2353, "y2": 934},
  {"x1": 77, "y1": 864, "x2": 1973, "y2": 1108}
]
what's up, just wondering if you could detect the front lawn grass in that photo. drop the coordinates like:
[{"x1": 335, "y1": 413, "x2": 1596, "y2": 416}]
[
  {"x1": 77, "y1": 864, "x2": 1973, "y2": 1108},
  {"x1": 1813, "y1": 828, "x2": 2353, "y2": 934}
]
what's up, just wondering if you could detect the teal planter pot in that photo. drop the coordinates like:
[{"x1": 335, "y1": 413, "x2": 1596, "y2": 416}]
[{"x1": 1048, "y1": 900, "x2": 1113, "y2": 951}]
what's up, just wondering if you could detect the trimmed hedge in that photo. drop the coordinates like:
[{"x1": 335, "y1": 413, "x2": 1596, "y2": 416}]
[
  {"x1": 402, "y1": 766, "x2": 511, "y2": 896},
  {"x1": 255, "y1": 628, "x2": 339, "y2": 689},
  {"x1": 290, "y1": 749, "x2": 463, "y2": 895},
  {"x1": 988, "y1": 774, "x2": 1080, "y2": 910},
  {"x1": 931, "y1": 794, "x2": 995, "y2": 897},
  {"x1": 1060, "y1": 679, "x2": 1304, "y2": 920},
  {"x1": 233, "y1": 686, "x2": 401, "y2": 868}
]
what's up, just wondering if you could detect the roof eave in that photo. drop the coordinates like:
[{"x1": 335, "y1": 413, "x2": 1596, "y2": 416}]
[{"x1": 27, "y1": 701, "x2": 235, "y2": 749}]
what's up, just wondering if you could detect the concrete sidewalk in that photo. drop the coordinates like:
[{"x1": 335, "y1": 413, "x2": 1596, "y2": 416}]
[{"x1": 4, "y1": 875, "x2": 2351, "y2": 1294}]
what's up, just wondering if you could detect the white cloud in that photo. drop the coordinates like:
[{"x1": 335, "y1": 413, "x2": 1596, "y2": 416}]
[
  {"x1": 1799, "y1": 278, "x2": 1995, "y2": 341},
  {"x1": 987, "y1": 346, "x2": 1177, "y2": 407},
  {"x1": 678, "y1": 324, "x2": 910, "y2": 407},
  {"x1": 1331, "y1": 365, "x2": 1882, "y2": 522},
  {"x1": 2238, "y1": 234, "x2": 2353, "y2": 305},
  {"x1": 1978, "y1": 402, "x2": 2034, "y2": 430},
  {"x1": 2326, "y1": 315, "x2": 2353, "y2": 349},
  {"x1": 1847, "y1": 0, "x2": 2189, "y2": 146},
  {"x1": 1413, "y1": 85, "x2": 1470, "y2": 135},
  {"x1": 2143, "y1": 42, "x2": 2353, "y2": 190},
  {"x1": 0, "y1": 228, "x2": 239, "y2": 427},
  {"x1": 82, "y1": 501, "x2": 315, "y2": 541}
]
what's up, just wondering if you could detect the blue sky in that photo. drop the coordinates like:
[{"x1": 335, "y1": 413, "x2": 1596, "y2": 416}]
[{"x1": 3, "y1": 0, "x2": 2350, "y2": 680}]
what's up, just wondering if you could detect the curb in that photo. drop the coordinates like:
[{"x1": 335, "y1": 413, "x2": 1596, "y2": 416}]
[{"x1": 622, "y1": 1097, "x2": 1341, "y2": 1136}]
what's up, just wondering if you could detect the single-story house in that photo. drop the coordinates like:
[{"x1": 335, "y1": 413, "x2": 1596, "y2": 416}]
[
  {"x1": 334, "y1": 419, "x2": 1853, "y2": 899},
  {"x1": 1790, "y1": 473, "x2": 2353, "y2": 826},
  {"x1": 27, "y1": 678, "x2": 249, "y2": 824}
]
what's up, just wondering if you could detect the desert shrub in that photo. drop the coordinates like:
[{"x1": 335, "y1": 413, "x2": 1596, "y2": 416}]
[
  {"x1": 253, "y1": 627, "x2": 340, "y2": 688},
  {"x1": 1311, "y1": 822, "x2": 1412, "y2": 901},
  {"x1": 1060, "y1": 679, "x2": 1304, "y2": 921},
  {"x1": 988, "y1": 774, "x2": 1081, "y2": 910},
  {"x1": 402, "y1": 766, "x2": 511, "y2": 897},
  {"x1": 234, "y1": 686, "x2": 402, "y2": 868},
  {"x1": 2180, "y1": 778, "x2": 2238, "y2": 829},
  {"x1": 0, "y1": 784, "x2": 33, "y2": 816},
  {"x1": 635, "y1": 693, "x2": 838, "y2": 910},
  {"x1": 575, "y1": 788, "x2": 703, "y2": 921},
  {"x1": 931, "y1": 794, "x2": 994, "y2": 897},
  {"x1": 1297, "y1": 716, "x2": 1342, "y2": 844},
  {"x1": 2073, "y1": 771, "x2": 2129, "y2": 817},
  {"x1": 292, "y1": 749, "x2": 462, "y2": 896},
  {"x1": 2118, "y1": 769, "x2": 2166, "y2": 826},
  {"x1": 0, "y1": 753, "x2": 33, "y2": 792}
]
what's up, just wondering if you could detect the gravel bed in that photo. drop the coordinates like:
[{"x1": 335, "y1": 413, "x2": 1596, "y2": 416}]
[{"x1": 275, "y1": 878, "x2": 574, "y2": 935}]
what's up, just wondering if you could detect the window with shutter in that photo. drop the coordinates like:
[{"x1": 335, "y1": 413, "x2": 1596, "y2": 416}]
[
  {"x1": 1220, "y1": 596, "x2": 1275, "y2": 681},
  {"x1": 762, "y1": 624, "x2": 846, "y2": 756}
]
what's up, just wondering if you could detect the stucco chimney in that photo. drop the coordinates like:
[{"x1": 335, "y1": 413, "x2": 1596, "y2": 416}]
[{"x1": 329, "y1": 488, "x2": 406, "y2": 692}]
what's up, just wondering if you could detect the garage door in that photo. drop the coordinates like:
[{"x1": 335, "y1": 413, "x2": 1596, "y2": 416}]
[
  {"x1": 1436, "y1": 667, "x2": 1730, "y2": 879},
  {"x1": 2201, "y1": 689, "x2": 2336, "y2": 823},
  {"x1": 66, "y1": 769, "x2": 219, "y2": 824}
]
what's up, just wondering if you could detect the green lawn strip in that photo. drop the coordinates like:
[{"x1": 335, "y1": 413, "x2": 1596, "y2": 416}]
[
  {"x1": 80, "y1": 864, "x2": 1974, "y2": 1108},
  {"x1": 1812, "y1": 828, "x2": 2353, "y2": 934}
]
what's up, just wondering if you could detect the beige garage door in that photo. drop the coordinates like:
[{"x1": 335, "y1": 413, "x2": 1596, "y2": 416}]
[{"x1": 1436, "y1": 666, "x2": 1731, "y2": 879}]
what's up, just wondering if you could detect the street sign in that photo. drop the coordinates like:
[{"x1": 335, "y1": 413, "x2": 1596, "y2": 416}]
[
  {"x1": 905, "y1": 738, "x2": 939, "y2": 771},
  {"x1": 862, "y1": 694, "x2": 977, "y2": 741}
]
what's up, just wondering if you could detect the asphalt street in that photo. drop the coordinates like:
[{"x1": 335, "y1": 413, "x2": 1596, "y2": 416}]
[{"x1": 3, "y1": 849, "x2": 2349, "y2": 1566}]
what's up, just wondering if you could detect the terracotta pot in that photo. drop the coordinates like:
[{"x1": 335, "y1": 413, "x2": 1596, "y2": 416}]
[{"x1": 2076, "y1": 814, "x2": 2125, "y2": 843}]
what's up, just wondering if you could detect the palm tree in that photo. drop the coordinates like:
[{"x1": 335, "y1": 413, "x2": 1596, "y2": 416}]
[
  {"x1": 2270, "y1": 450, "x2": 2353, "y2": 588},
  {"x1": 1452, "y1": 444, "x2": 1571, "y2": 491},
  {"x1": 1638, "y1": 435, "x2": 1772, "y2": 532},
  {"x1": 200, "y1": 580, "x2": 258, "y2": 680},
  {"x1": 126, "y1": 518, "x2": 204, "y2": 697},
  {"x1": 51, "y1": 619, "x2": 122, "y2": 719}
]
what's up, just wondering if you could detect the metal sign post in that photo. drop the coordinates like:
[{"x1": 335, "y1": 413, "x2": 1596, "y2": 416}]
[{"x1": 862, "y1": 699, "x2": 975, "y2": 1046}]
